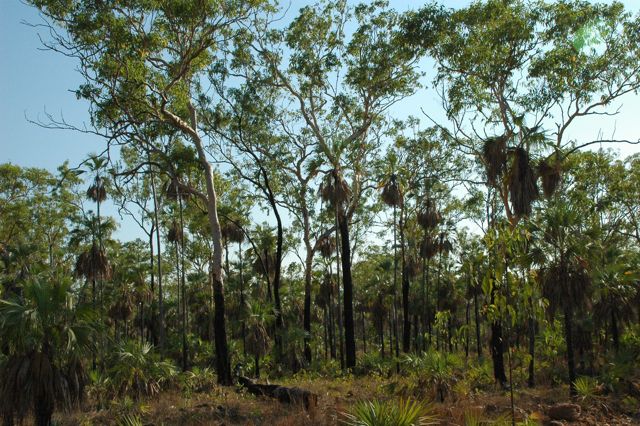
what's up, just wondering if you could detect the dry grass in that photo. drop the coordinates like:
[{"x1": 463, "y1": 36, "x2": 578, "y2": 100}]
[{"x1": 53, "y1": 374, "x2": 639, "y2": 425}]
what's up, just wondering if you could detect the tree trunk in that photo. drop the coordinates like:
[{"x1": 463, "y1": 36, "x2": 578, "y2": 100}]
[
  {"x1": 564, "y1": 304, "x2": 577, "y2": 396},
  {"x1": 189, "y1": 121, "x2": 230, "y2": 385},
  {"x1": 338, "y1": 211, "x2": 356, "y2": 369},
  {"x1": 474, "y1": 290, "x2": 482, "y2": 360},
  {"x1": 528, "y1": 315, "x2": 535, "y2": 388},
  {"x1": 400, "y1": 207, "x2": 410, "y2": 353},
  {"x1": 611, "y1": 304, "x2": 620, "y2": 353},
  {"x1": 303, "y1": 245, "x2": 313, "y2": 365},
  {"x1": 491, "y1": 321, "x2": 507, "y2": 386},
  {"x1": 149, "y1": 169, "x2": 165, "y2": 352}
]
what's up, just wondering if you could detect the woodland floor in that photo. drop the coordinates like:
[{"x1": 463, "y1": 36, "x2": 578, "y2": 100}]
[{"x1": 56, "y1": 375, "x2": 640, "y2": 425}]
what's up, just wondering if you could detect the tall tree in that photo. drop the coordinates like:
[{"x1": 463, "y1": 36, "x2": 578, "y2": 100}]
[{"x1": 29, "y1": 0, "x2": 270, "y2": 385}]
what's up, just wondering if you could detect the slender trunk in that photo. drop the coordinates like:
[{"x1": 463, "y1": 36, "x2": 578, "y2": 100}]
[
  {"x1": 528, "y1": 314, "x2": 535, "y2": 388},
  {"x1": 149, "y1": 229, "x2": 157, "y2": 346},
  {"x1": 611, "y1": 304, "x2": 620, "y2": 353},
  {"x1": 150, "y1": 169, "x2": 165, "y2": 352},
  {"x1": 179, "y1": 193, "x2": 188, "y2": 371},
  {"x1": 239, "y1": 241, "x2": 246, "y2": 356},
  {"x1": 303, "y1": 241, "x2": 313, "y2": 365},
  {"x1": 400, "y1": 206, "x2": 410, "y2": 353},
  {"x1": 339, "y1": 208, "x2": 356, "y2": 368},
  {"x1": 334, "y1": 208, "x2": 345, "y2": 369},
  {"x1": 392, "y1": 204, "x2": 400, "y2": 371},
  {"x1": 421, "y1": 256, "x2": 426, "y2": 352},
  {"x1": 474, "y1": 289, "x2": 482, "y2": 359},
  {"x1": 564, "y1": 304, "x2": 577, "y2": 396},
  {"x1": 190, "y1": 121, "x2": 230, "y2": 385},
  {"x1": 465, "y1": 298, "x2": 470, "y2": 358}
]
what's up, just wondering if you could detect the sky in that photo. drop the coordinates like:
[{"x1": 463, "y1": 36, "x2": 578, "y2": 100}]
[{"x1": 2, "y1": 0, "x2": 640, "y2": 242}]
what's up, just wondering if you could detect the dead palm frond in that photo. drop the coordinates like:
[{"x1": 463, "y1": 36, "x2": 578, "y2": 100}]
[
  {"x1": 381, "y1": 175, "x2": 403, "y2": 207},
  {"x1": 509, "y1": 147, "x2": 539, "y2": 217},
  {"x1": 317, "y1": 235, "x2": 336, "y2": 259},
  {"x1": 404, "y1": 256, "x2": 421, "y2": 279},
  {"x1": 86, "y1": 177, "x2": 107, "y2": 203},
  {"x1": 167, "y1": 221, "x2": 183, "y2": 244},
  {"x1": 417, "y1": 199, "x2": 441, "y2": 230},
  {"x1": 319, "y1": 169, "x2": 351, "y2": 206},
  {"x1": 316, "y1": 274, "x2": 336, "y2": 309},
  {"x1": 221, "y1": 222, "x2": 245, "y2": 244},
  {"x1": 538, "y1": 158, "x2": 562, "y2": 198},
  {"x1": 252, "y1": 250, "x2": 277, "y2": 278},
  {"x1": 74, "y1": 242, "x2": 112, "y2": 281},
  {"x1": 482, "y1": 135, "x2": 508, "y2": 185},
  {"x1": 541, "y1": 259, "x2": 592, "y2": 318},
  {"x1": 420, "y1": 236, "x2": 438, "y2": 260}
]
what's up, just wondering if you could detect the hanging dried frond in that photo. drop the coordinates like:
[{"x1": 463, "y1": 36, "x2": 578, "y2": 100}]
[
  {"x1": 319, "y1": 169, "x2": 351, "y2": 206},
  {"x1": 371, "y1": 296, "x2": 387, "y2": 331},
  {"x1": 417, "y1": 199, "x2": 441, "y2": 230},
  {"x1": 246, "y1": 323, "x2": 270, "y2": 358},
  {"x1": 164, "y1": 178, "x2": 180, "y2": 201},
  {"x1": 538, "y1": 158, "x2": 562, "y2": 198},
  {"x1": 540, "y1": 260, "x2": 592, "y2": 319},
  {"x1": 438, "y1": 238, "x2": 453, "y2": 254},
  {"x1": 317, "y1": 235, "x2": 336, "y2": 259},
  {"x1": 86, "y1": 178, "x2": 107, "y2": 203},
  {"x1": 381, "y1": 175, "x2": 403, "y2": 207},
  {"x1": 252, "y1": 251, "x2": 276, "y2": 278},
  {"x1": 420, "y1": 236, "x2": 438, "y2": 260},
  {"x1": 74, "y1": 242, "x2": 112, "y2": 281},
  {"x1": 509, "y1": 148, "x2": 539, "y2": 217},
  {"x1": 318, "y1": 274, "x2": 336, "y2": 308},
  {"x1": 221, "y1": 221, "x2": 244, "y2": 243},
  {"x1": 167, "y1": 221, "x2": 183, "y2": 244},
  {"x1": 482, "y1": 135, "x2": 508, "y2": 185},
  {"x1": 404, "y1": 256, "x2": 421, "y2": 279}
]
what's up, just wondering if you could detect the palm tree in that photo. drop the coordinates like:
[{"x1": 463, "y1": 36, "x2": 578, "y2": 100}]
[
  {"x1": 381, "y1": 174, "x2": 404, "y2": 358},
  {"x1": 537, "y1": 202, "x2": 592, "y2": 396},
  {"x1": 245, "y1": 300, "x2": 273, "y2": 379},
  {"x1": 0, "y1": 279, "x2": 95, "y2": 426}
]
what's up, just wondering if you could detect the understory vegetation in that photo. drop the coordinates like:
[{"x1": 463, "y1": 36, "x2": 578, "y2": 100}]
[{"x1": 2, "y1": 0, "x2": 640, "y2": 424}]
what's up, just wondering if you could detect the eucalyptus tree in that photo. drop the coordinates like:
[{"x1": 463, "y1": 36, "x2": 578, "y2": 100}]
[
  {"x1": 253, "y1": 0, "x2": 420, "y2": 369},
  {"x1": 29, "y1": 0, "x2": 272, "y2": 385},
  {"x1": 0, "y1": 164, "x2": 80, "y2": 293},
  {"x1": 403, "y1": 0, "x2": 640, "y2": 386}
]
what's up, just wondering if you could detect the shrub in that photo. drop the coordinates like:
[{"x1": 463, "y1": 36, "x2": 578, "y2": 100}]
[
  {"x1": 107, "y1": 341, "x2": 177, "y2": 399},
  {"x1": 341, "y1": 399, "x2": 439, "y2": 426}
]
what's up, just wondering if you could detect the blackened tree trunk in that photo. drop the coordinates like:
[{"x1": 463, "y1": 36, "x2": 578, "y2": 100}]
[
  {"x1": 491, "y1": 321, "x2": 507, "y2": 385},
  {"x1": 564, "y1": 303, "x2": 577, "y2": 396},
  {"x1": 338, "y1": 210, "x2": 356, "y2": 369},
  {"x1": 400, "y1": 207, "x2": 411, "y2": 353},
  {"x1": 474, "y1": 289, "x2": 482, "y2": 359},
  {"x1": 611, "y1": 303, "x2": 620, "y2": 353},
  {"x1": 303, "y1": 235, "x2": 313, "y2": 364}
]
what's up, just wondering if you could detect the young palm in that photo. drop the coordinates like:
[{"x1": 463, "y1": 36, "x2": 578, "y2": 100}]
[
  {"x1": 536, "y1": 201, "x2": 592, "y2": 396},
  {"x1": 0, "y1": 279, "x2": 96, "y2": 426}
]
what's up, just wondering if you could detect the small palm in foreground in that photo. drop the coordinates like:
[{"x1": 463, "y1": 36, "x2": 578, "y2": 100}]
[
  {"x1": 341, "y1": 399, "x2": 439, "y2": 426},
  {"x1": 108, "y1": 341, "x2": 177, "y2": 400},
  {"x1": 0, "y1": 279, "x2": 95, "y2": 426}
]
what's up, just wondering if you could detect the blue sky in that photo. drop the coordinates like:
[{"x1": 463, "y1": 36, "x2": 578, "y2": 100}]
[{"x1": 2, "y1": 0, "x2": 640, "y2": 241}]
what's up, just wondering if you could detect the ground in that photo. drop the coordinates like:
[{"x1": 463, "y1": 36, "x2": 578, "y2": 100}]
[{"x1": 57, "y1": 374, "x2": 640, "y2": 425}]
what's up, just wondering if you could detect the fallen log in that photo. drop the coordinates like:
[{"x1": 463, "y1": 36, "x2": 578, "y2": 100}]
[{"x1": 237, "y1": 376, "x2": 318, "y2": 410}]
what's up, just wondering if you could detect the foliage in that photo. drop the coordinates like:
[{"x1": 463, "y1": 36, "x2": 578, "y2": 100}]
[
  {"x1": 106, "y1": 341, "x2": 177, "y2": 400},
  {"x1": 341, "y1": 399, "x2": 439, "y2": 426}
]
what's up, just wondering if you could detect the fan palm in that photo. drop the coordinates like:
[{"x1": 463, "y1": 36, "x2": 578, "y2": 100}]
[
  {"x1": 0, "y1": 279, "x2": 95, "y2": 426},
  {"x1": 536, "y1": 201, "x2": 592, "y2": 396}
]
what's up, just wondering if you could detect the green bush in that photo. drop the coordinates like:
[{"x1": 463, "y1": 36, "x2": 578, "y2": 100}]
[
  {"x1": 107, "y1": 341, "x2": 177, "y2": 399},
  {"x1": 341, "y1": 399, "x2": 439, "y2": 426}
]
